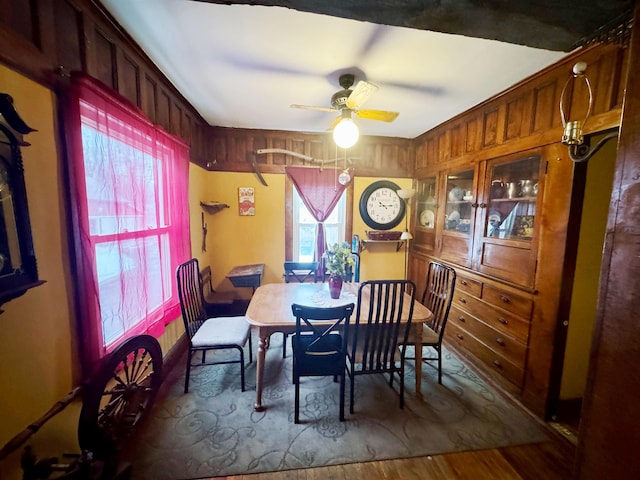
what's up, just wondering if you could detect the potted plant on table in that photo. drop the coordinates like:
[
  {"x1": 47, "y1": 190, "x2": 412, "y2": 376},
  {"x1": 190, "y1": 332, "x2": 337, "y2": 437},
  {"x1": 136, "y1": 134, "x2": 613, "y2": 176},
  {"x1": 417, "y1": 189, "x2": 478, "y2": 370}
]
[{"x1": 325, "y1": 242, "x2": 356, "y2": 299}]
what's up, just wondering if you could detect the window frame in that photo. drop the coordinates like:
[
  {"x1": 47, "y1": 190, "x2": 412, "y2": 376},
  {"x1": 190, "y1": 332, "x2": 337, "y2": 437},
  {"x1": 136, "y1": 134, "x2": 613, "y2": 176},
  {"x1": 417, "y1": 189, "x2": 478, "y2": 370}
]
[
  {"x1": 292, "y1": 187, "x2": 347, "y2": 261},
  {"x1": 284, "y1": 176, "x2": 353, "y2": 261},
  {"x1": 65, "y1": 74, "x2": 190, "y2": 377}
]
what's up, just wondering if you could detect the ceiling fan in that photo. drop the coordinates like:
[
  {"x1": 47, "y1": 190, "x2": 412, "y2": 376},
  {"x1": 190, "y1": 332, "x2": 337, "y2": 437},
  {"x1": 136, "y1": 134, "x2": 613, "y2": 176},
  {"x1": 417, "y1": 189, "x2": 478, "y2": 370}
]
[{"x1": 291, "y1": 73, "x2": 399, "y2": 147}]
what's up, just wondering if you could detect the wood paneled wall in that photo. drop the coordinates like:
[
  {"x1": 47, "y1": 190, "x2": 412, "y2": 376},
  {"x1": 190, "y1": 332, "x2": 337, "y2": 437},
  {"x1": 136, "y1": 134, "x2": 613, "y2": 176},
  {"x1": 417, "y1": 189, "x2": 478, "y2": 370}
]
[
  {"x1": 0, "y1": 0, "x2": 212, "y2": 163},
  {"x1": 208, "y1": 127, "x2": 413, "y2": 177},
  {"x1": 0, "y1": 0, "x2": 413, "y2": 177},
  {"x1": 0, "y1": 1, "x2": 626, "y2": 178},
  {"x1": 413, "y1": 43, "x2": 627, "y2": 174}
]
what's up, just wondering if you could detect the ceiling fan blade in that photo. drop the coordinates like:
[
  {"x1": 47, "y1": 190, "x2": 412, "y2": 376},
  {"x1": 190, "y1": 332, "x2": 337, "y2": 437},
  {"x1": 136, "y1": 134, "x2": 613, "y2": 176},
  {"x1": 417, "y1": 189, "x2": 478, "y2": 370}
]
[
  {"x1": 326, "y1": 115, "x2": 342, "y2": 131},
  {"x1": 290, "y1": 104, "x2": 337, "y2": 113},
  {"x1": 355, "y1": 109, "x2": 399, "y2": 122},
  {"x1": 346, "y1": 80, "x2": 378, "y2": 109}
]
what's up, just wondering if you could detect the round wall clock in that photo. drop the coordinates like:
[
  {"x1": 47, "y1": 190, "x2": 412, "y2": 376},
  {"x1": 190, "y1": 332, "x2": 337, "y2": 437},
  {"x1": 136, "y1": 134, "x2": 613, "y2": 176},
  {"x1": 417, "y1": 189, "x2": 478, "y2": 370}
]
[{"x1": 359, "y1": 180, "x2": 406, "y2": 230}]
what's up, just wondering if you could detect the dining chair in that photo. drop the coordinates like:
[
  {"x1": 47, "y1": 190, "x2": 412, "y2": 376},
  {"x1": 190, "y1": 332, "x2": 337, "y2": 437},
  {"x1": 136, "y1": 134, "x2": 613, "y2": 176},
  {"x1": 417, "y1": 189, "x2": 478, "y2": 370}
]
[
  {"x1": 402, "y1": 261, "x2": 456, "y2": 384},
  {"x1": 200, "y1": 265, "x2": 237, "y2": 317},
  {"x1": 345, "y1": 280, "x2": 416, "y2": 413},
  {"x1": 291, "y1": 302, "x2": 355, "y2": 423},
  {"x1": 284, "y1": 261, "x2": 319, "y2": 283},
  {"x1": 176, "y1": 258, "x2": 253, "y2": 393},
  {"x1": 281, "y1": 261, "x2": 320, "y2": 359},
  {"x1": 319, "y1": 252, "x2": 359, "y2": 282}
]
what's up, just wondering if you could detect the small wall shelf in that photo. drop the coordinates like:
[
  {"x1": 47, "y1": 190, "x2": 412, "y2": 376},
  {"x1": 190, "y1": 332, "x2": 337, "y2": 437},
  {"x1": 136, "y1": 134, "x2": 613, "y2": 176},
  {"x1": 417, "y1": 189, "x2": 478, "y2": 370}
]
[
  {"x1": 360, "y1": 239, "x2": 405, "y2": 252},
  {"x1": 200, "y1": 201, "x2": 229, "y2": 214}
]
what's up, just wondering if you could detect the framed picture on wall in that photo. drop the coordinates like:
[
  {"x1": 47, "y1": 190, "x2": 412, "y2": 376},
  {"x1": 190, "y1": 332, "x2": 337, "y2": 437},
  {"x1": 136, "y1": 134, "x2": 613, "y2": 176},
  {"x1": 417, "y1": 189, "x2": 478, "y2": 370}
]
[{"x1": 238, "y1": 187, "x2": 255, "y2": 216}]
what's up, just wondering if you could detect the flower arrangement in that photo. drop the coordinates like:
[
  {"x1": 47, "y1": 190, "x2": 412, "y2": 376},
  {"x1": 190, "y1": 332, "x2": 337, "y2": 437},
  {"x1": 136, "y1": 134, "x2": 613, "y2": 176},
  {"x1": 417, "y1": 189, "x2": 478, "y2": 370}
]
[{"x1": 324, "y1": 242, "x2": 356, "y2": 278}]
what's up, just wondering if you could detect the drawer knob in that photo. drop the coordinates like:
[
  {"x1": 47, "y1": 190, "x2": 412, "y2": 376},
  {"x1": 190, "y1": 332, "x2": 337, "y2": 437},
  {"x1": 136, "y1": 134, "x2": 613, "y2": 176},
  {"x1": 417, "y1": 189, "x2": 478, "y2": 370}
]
[
  {"x1": 499, "y1": 295, "x2": 511, "y2": 304},
  {"x1": 498, "y1": 317, "x2": 508, "y2": 325},
  {"x1": 496, "y1": 337, "x2": 505, "y2": 346},
  {"x1": 456, "y1": 333, "x2": 464, "y2": 340},
  {"x1": 458, "y1": 315, "x2": 465, "y2": 322},
  {"x1": 493, "y1": 359, "x2": 503, "y2": 369},
  {"x1": 460, "y1": 280, "x2": 468, "y2": 286},
  {"x1": 459, "y1": 297, "x2": 467, "y2": 304}
]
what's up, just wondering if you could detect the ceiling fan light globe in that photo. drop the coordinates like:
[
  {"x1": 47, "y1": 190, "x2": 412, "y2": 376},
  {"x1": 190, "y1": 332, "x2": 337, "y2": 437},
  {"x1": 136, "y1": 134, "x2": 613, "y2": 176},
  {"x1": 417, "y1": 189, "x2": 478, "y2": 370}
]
[{"x1": 333, "y1": 118, "x2": 359, "y2": 148}]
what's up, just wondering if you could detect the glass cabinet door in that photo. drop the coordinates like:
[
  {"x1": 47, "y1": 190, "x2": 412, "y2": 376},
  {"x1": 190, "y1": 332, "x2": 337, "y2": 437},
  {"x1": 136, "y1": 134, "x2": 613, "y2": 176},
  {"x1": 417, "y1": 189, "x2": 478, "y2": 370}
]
[
  {"x1": 416, "y1": 176, "x2": 437, "y2": 229},
  {"x1": 444, "y1": 168, "x2": 474, "y2": 236},
  {"x1": 485, "y1": 155, "x2": 540, "y2": 241},
  {"x1": 413, "y1": 176, "x2": 438, "y2": 255}
]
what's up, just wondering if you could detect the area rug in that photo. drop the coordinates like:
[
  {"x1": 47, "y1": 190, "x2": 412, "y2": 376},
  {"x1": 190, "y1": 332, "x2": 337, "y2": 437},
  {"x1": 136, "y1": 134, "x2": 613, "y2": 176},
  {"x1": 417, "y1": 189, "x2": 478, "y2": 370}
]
[{"x1": 123, "y1": 336, "x2": 551, "y2": 480}]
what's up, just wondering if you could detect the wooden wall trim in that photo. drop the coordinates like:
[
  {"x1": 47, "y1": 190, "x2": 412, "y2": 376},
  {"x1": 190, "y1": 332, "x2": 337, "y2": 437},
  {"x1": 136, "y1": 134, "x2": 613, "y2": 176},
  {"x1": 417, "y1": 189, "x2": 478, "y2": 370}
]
[{"x1": 576, "y1": 2, "x2": 640, "y2": 477}]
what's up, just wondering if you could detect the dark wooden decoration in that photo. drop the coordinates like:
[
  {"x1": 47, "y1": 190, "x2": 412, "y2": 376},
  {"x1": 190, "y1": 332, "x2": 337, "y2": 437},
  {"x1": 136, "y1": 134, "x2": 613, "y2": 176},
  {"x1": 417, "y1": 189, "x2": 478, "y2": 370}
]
[{"x1": 0, "y1": 93, "x2": 44, "y2": 310}]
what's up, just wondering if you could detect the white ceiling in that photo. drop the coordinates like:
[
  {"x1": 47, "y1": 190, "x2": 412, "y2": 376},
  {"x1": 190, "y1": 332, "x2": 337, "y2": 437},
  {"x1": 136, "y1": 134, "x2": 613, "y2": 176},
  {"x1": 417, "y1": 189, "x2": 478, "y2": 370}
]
[{"x1": 100, "y1": 1, "x2": 570, "y2": 139}]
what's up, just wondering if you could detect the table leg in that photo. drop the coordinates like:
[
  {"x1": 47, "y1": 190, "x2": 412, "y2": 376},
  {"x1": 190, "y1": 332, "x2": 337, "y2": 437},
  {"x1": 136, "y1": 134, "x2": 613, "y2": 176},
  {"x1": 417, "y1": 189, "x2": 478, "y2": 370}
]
[{"x1": 254, "y1": 328, "x2": 270, "y2": 411}]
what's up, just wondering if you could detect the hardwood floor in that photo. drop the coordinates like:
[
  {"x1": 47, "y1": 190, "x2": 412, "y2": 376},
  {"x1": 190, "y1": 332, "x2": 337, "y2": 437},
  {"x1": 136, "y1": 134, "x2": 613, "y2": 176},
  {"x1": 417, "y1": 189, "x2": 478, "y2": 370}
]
[{"x1": 214, "y1": 432, "x2": 576, "y2": 480}]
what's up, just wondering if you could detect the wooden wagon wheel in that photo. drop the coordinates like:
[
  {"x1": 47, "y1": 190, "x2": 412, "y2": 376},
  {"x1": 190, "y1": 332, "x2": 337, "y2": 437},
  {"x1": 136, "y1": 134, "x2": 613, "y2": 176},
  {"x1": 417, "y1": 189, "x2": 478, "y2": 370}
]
[{"x1": 77, "y1": 335, "x2": 163, "y2": 458}]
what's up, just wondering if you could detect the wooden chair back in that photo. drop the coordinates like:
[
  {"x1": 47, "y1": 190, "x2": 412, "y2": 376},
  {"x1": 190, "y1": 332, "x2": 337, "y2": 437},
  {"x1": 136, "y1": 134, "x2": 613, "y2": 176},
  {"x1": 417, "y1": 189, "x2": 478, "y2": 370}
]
[
  {"x1": 349, "y1": 280, "x2": 416, "y2": 368},
  {"x1": 200, "y1": 265, "x2": 235, "y2": 305},
  {"x1": 284, "y1": 261, "x2": 319, "y2": 283},
  {"x1": 421, "y1": 262, "x2": 456, "y2": 342},
  {"x1": 346, "y1": 279, "x2": 416, "y2": 412}
]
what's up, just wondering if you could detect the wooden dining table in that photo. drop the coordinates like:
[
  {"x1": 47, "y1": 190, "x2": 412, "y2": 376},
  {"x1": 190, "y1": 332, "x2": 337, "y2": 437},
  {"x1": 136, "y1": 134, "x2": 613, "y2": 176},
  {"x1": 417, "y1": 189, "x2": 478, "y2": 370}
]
[{"x1": 245, "y1": 281, "x2": 433, "y2": 411}]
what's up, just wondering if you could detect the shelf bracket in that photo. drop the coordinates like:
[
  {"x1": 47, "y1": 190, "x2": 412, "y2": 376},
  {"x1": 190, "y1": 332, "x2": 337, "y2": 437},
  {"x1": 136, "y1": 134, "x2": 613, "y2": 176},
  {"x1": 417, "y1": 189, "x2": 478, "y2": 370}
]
[{"x1": 568, "y1": 128, "x2": 618, "y2": 163}]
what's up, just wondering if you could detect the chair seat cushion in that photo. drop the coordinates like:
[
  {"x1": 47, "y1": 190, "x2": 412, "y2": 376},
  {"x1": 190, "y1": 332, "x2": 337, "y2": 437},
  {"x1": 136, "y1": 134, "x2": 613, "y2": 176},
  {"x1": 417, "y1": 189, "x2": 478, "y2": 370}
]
[
  {"x1": 421, "y1": 324, "x2": 440, "y2": 344},
  {"x1": 192, "y1": 316, "x2": 250, "y2": 348},
  {"x1": 204, "y1": 290, "x2": 236, "y2": 305},
  {"x1": 403, "y1": 323, "x2": 440, "y2": 345}
]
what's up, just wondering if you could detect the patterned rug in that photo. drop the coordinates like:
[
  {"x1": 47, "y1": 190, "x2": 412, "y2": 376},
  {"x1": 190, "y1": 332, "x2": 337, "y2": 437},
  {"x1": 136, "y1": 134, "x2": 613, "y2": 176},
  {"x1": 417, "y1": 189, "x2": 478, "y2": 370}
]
[{"x1": 123, "y1": 335, "x2": 550, "y2": 480}]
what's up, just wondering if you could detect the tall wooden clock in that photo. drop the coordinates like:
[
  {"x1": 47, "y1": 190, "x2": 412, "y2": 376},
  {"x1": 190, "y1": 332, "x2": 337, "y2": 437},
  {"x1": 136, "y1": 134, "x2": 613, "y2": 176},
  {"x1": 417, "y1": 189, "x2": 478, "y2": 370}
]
[{"x1": 358, "y1": 180, "x2": 405, "y2": 230}]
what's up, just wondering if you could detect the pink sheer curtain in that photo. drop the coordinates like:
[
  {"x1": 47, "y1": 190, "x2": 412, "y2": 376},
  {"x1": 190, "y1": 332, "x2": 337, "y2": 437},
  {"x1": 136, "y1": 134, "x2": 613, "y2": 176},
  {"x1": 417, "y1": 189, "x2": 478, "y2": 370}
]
[
  {"x1": 286, "y1": 166, "x2": 347, "y2": 267},
  {"x1": 64, "y1": 73, "x2": 190, "y2": 376}
]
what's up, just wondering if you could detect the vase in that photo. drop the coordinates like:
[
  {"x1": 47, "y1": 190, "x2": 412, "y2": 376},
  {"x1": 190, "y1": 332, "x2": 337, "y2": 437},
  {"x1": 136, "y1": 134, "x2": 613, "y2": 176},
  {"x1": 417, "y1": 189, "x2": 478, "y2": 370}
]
[{"x1": 328, "y1": 273, "x2": 343, "y2": 299}]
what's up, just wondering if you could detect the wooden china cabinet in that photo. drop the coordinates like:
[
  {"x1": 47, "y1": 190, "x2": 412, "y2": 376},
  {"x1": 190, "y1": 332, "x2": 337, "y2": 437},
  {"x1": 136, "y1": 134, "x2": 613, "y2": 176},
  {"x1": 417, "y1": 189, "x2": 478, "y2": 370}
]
[{"x1": 410, "y1": 146, "x2": 567, "y2": 417}]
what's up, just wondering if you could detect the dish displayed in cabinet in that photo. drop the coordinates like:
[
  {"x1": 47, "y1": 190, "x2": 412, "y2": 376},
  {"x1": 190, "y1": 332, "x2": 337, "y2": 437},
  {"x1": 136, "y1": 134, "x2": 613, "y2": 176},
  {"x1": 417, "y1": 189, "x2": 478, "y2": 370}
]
[
  {"x1": 445, "y1": 210, "x2": 460, "y2": 230},
  {"x1": 420, "y1": 209, "x2": 435, "y2": 228},
  {"x1": 448, "y1": 187, "x2": 464, "y2": 201}
]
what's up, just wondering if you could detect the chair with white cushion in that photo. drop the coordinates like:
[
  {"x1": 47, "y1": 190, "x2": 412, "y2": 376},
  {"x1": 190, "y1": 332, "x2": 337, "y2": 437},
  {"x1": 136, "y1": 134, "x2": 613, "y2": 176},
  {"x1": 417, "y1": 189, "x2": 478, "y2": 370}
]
[{"x1": 176, "y1": 258, "x2": 252, "y2": 393}]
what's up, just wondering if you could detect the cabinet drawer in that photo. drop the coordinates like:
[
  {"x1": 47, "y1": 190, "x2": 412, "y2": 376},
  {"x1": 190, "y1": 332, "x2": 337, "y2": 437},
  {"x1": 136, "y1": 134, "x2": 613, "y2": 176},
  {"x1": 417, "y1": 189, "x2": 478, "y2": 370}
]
[
  {"x1": 447, "y1": 322, "x2": 524, "y2": 389},
  {"x1": 455, "y1": 275, "x2": 482, "y2": 297},
  {"x1": 451, "y1": 296, "x2": 531, "y2": 343},
  {"x1": 482, "y1": 284, "x2": 533, "y2": 319},
  {"x1": 449, "y1": 306, "x2": 527, "y2": 366}
]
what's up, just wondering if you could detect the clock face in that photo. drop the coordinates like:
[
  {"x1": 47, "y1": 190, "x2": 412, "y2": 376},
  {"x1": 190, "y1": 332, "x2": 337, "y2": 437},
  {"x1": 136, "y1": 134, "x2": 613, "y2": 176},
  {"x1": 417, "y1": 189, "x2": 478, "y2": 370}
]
[{"x1": 359, "y1": 180, "x2": 406, "y2": 230}]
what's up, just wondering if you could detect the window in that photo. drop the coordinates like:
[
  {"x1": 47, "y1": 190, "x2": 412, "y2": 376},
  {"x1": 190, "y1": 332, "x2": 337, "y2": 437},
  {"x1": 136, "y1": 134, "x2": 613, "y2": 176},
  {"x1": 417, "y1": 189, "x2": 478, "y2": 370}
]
[
  {"x1": 293, "y1": 188, "x2": 346, "y2": 261},
  {"x1": 66, "y1": 74, "x2": 190, "y2": 375}
]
